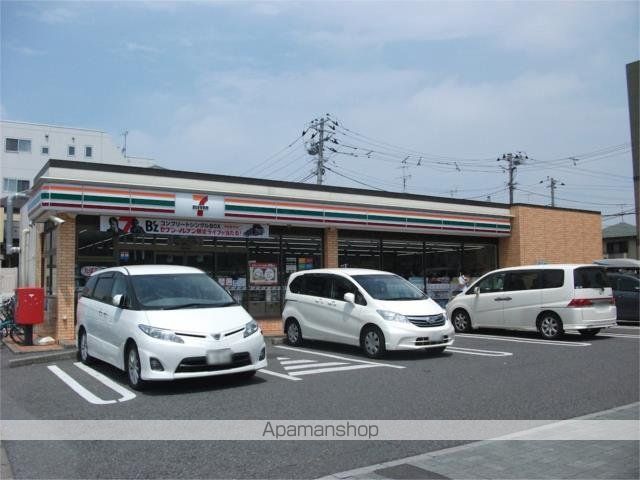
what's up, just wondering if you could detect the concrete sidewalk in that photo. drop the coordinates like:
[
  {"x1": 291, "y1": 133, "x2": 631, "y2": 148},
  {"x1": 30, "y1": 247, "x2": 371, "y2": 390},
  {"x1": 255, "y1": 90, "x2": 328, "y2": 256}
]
[{"x1": 321, "y1": 403, "x2": 640, "y2": 480}]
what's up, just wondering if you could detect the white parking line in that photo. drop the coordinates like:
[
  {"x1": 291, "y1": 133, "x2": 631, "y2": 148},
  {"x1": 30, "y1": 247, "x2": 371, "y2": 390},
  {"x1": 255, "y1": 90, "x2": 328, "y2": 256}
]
[
  {"x1": 290, "y1": 364, "x2": 380, "y2": 376},
  {"x1": 447, "y1": 347, "x2": 513, "y2": 357},
  {"x1": 275, "y1": 345, "x2": 406, "y2": 369},
  {"x1": 456, "y1": 334, "x2": 591, "y2": 346},
  {"x1": 259, "y1": 369, "x2": 302, "y2": 381},
  {"x1": 284, "y1": 361, "x2": 347, "y2": 371},
  {"x1": 47, "y1": 365, "x2": 117, "y2": 405},
  {"x1": 73, "y1": 363, "x2": 136, "y2": 402},
  {"x1": 280, "y1": 359, "x2": 317, "y2": 365},
  {"x1": 47, "y1": 364, "x2": 136, "y2": 405}
]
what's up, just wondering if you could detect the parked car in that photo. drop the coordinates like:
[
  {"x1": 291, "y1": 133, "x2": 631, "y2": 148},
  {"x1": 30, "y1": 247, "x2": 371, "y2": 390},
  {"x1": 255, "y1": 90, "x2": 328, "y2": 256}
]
[
  {"x1": 593, "y1": 258, "x2": 640, "y2": 277},
  {"x1": 446, "y1": 264, "x2": 617, "y2": 339},
  {"x1": 76, "y1": 265, "x2": 267, "y2": 389},
  {"x1": 282, "y1": 268, "x2": 454, "y2": 358},
  {"x1": 606, "y1": 272, "x2": 640, "y2": 322}
]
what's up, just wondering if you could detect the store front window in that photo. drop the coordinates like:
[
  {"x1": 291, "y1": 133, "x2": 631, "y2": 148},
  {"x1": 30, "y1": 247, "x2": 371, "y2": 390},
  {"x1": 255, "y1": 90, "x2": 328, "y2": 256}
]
[
  {"x1": 74, "y1": 216, "x2": 322, "y2": 318},
  {"x1": 338, "y1": 230, "x2": 497, "y2": 307}
]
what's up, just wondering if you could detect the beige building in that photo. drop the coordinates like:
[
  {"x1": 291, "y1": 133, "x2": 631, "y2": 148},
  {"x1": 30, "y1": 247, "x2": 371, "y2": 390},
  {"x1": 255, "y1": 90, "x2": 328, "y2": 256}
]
[{"x1": 20, "y1": 160, "x2": 603, "y2": 343}]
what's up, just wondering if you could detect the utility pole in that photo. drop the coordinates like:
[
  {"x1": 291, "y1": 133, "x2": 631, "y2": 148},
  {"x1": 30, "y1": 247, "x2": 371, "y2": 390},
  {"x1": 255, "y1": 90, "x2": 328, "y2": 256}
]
[
  {"x1": 305, "y1": 117, "x2": 328, "y2": 185},
  {"x1": 497, "y1": 152, "x2": 527, "y2": 204},
  {"x1": 397, "y1": 158, "x2": 412, "y2": 193},
  {"x1": 539, "y1": 176, "x2": 565, "y2": 207},
  {"x1": 122, "y1": 130, "x2": 129, "y2": 158},
  {"x1": 315, "y1": 118, "x2": 326, "y2": 185}
]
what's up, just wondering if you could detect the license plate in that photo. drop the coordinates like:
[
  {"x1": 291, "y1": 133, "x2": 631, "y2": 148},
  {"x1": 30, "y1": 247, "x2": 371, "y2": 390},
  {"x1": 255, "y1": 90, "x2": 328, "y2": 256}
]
[{"x1": 206, "y1": 349, "x2": 232, "y2": 365}]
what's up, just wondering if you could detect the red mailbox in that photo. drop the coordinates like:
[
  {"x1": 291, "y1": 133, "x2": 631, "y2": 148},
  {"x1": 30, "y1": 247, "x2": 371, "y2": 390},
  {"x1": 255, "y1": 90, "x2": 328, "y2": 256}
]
[{"x1": 15, "y1": 287, "x2": 45, "y2": 325}]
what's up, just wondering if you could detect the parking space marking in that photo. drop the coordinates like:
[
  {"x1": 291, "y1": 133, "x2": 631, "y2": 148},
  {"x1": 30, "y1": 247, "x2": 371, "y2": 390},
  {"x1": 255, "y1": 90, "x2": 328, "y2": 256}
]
[
  {"x1": 448, "y1": 346, "x2": 513, "y2": 357},
  {"x1": 47, "y1": 363, "x2": 136, "y2": 405},
  {"x1": 290, "y1": 364, "x2": 380, "y2": 376},
  {"x1": 259, "y1": 369, "x2": 302, "y2": 381},
  {"x1": 280, "y1": 359, "x2": 316, "y2": 365},
  {"x1": 47, "y1": 365, "x2": 117, "y2": 405},
  {"x1": 73, "y1": 363, "x2": 136, "y2": 402},
  {"x1": 274, "y1": 345, "x2": 406, "y2": 369},
  {"x1": 276, "y1": 357, "x2": 290, "y2": 361},
  {"x1": 284, "y1": 361, "x2": 347, "y2": 371},
  {"x1": 456, "y1": 334, "x2": 591, "y2": 346}
]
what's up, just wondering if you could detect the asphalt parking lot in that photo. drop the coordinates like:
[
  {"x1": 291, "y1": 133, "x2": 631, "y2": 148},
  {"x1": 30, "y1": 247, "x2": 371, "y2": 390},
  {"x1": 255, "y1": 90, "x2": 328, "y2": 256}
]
[{"x1": 1, "y1": 324, "x2": 639, "y2": 479}]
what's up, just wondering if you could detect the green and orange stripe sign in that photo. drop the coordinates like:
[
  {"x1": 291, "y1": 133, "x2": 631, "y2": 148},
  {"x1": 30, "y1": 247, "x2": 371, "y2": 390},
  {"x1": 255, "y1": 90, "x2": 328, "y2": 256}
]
[{"x1": 224, "y1": 197, "x2": 511, "y2": 236}]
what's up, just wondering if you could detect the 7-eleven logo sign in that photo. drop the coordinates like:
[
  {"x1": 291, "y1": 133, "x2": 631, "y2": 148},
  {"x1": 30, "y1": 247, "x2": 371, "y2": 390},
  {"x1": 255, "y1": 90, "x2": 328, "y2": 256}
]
[{"x1": 192, "y1": 194, "x2": 209, "y2": 217}]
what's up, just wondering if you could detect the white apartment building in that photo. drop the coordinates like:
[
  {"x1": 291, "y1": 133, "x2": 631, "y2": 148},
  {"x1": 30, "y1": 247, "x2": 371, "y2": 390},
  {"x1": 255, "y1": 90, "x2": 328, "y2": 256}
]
[
  {"x1": 1, "y1": 120, "x2": 156, "y2": 199},
  {"x1": 1, "y1": 120, "x2": 158, "y2": 268}
]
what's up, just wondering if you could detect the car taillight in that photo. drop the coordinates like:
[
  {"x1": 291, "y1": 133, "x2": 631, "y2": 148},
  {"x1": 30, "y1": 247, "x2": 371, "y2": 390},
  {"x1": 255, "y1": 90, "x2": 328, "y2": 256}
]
[
  {"x1": 567, "y1": 297, "x2": 614, "y2": 307},
  {"x1": 568, "y1": 298, "x2": 593, "y2": 307}
]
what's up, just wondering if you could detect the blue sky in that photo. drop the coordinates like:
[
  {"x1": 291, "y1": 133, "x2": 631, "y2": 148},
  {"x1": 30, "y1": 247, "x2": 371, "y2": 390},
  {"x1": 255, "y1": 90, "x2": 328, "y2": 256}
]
[{"x1": 2, "y1": 1, "x2": 638, "y2": 222}]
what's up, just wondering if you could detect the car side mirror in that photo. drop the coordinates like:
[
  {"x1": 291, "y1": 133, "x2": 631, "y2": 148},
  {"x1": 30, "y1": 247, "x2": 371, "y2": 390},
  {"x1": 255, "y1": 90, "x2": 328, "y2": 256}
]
[
  {"x1": 343, "y1": 292, "x2": 355, "y2": 304},
  {"x1": 474, "y1": 287, "x2": 480, "y2": 295},
  {"x1": 112, "y1": 294, "x2": 125, "y2": 308}
]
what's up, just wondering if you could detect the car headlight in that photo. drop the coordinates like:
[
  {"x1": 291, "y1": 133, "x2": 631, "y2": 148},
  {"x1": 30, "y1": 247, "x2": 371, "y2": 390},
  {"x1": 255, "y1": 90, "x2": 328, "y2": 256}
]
[
  {"x1": 138, "y1": 324, "x2": 184, "y2": 343},
  {"x1": 244, "y1": 319, "x2": 259, "y2": 338},
  {"x1": 377, "y1": 310, "x2": 409, "y2": 323}
]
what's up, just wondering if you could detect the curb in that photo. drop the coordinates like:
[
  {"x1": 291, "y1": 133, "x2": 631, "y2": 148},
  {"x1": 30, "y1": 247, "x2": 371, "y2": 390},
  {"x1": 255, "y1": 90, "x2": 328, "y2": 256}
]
[
  {"x1": 265, "y1": 336, "x2": 286, "y2": 345},
  {"x1": 8, "y1": 349, "x2": 77, "y2": 368}
]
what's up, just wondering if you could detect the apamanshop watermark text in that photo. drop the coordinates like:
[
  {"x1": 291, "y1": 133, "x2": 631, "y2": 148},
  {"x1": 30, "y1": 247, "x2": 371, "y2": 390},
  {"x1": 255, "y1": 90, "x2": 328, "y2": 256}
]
[{"x1": 263, "y1": 421, "x2": 379, "y2": 439}]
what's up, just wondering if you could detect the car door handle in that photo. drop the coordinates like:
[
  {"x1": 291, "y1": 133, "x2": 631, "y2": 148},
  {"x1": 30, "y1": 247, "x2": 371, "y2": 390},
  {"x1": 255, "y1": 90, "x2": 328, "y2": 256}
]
[{"x1": 494, "y1": 297, "x2": 512, "y2": 301}]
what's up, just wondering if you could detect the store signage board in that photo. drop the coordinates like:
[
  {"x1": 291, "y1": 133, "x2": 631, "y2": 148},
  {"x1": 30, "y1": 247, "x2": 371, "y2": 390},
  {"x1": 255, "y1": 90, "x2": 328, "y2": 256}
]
[
  {"x1": 100, "y1": 216, "x2": 269, "y2": 238},
  {"x1": 175, "y1": 193, "x2": 225, "y2": 219}
]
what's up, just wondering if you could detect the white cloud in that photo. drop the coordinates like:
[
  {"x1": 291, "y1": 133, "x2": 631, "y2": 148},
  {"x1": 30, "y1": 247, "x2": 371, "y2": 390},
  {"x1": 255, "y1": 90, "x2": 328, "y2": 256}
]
[
  {"x1": 133, "y1": 65, "x2": 629, "y2": 202},
  {"x1": 125, "y1": 42, "x2": 160, "y2": 54},
  {"x1": 36, "y1": 6, "x2": 78, "y2": 24},
  {"x1": 8, "y1": 45, "x2": 45, "y2": 56}
]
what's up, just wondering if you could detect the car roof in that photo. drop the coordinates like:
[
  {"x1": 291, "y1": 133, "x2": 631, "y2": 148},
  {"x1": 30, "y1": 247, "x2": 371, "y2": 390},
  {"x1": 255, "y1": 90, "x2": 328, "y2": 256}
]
[
  {"x1": 291, "y1": 268, "x2": 396, "y2": 277},
  {"x1": 91, "y1": 265, "x2": 204, "y2": 276},
  {"x1": 594, "y1": 258, "x2": 640, "y2": 268},
  {"x1": 486, "y1": 264, "x2": 601, "y2": 274}
]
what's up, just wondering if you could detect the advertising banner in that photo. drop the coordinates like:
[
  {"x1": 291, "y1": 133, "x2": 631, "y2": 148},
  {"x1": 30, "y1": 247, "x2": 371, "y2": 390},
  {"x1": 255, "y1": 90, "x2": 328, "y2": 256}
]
[
  {"x1": 249, "y1": 261, "x2": 278, "y2": 285},
  {"x1": 100, "y1": 216, "x2": 269, "y2": 238}
]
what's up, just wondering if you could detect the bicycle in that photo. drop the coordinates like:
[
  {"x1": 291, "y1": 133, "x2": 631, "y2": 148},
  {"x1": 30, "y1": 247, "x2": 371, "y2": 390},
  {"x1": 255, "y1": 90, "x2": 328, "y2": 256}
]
[{"x1": 0, "y1": 296, "x2": 26, "y2": 345}]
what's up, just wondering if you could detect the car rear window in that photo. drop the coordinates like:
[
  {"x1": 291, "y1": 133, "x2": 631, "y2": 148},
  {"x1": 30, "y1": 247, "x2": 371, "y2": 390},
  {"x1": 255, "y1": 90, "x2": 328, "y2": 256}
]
[{"x1": 573, "y1": 267, "x2": 609, "y2": 289}]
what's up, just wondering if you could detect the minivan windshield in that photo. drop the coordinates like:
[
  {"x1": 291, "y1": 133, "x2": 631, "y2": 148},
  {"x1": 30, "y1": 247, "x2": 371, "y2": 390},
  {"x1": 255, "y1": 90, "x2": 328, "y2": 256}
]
[
  {"x1": 574, "y1": 267, "x2": 610, "y2": 290},
  {"x1": 130, "y1": 274, "x2": 235, "y2": 310},
  {"x1": 352, "y1": 274, "x2": 427, "y2": 301}
]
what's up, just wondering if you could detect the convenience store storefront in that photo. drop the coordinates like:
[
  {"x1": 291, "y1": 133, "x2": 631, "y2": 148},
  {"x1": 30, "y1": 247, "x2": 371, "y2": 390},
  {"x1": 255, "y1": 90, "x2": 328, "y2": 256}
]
[{"x1": 22, "y1": 159, "x2": 516, "y2": 341}]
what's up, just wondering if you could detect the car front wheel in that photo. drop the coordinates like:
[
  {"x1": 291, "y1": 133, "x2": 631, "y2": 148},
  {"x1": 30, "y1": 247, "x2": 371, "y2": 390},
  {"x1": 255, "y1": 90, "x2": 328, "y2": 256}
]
[
  {"x1": 126, "y1": 343, "x2": 146, "y2": 390},
  {"x1": 77, "y1": 329, "x2": 93, "y2": 365},
  {"x1": 286, "y1": 319, "x2": 303, "y2": 346},
  {"x1": 452, "y1": 309, "x2": 472, "y2": 333},
  {"x1": 362, "y1": 326, "x2": 386, "y2": 358}
]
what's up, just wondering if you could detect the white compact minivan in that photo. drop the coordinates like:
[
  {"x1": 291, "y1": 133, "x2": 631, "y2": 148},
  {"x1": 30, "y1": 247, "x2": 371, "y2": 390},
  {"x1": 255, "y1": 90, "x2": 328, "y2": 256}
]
[
  {"x1": 282, "y1": 269, "x2": 454, "y2": 357},
  {"x1": 76, "y1": 265, "x2": 267, "y2": 389},
  {"x1": 446, "y1": 264, "x2": 617, "y2": 339}
]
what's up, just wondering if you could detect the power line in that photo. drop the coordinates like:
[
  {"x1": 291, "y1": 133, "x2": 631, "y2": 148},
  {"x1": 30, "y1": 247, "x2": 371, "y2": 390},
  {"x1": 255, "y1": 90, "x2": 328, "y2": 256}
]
[
  {"x1": 323, "y1": 165, "x2": 386, "y2": 191},
  {"x1": 241, "y1": 134, "x2": 304, "y2": 176}
]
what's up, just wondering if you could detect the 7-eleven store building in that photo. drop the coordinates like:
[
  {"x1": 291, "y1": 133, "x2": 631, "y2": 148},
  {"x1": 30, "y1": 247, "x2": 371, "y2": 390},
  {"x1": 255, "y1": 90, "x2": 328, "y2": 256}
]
[{"x1": 20, "y1": 160, "x2": 602, "y2": 343}]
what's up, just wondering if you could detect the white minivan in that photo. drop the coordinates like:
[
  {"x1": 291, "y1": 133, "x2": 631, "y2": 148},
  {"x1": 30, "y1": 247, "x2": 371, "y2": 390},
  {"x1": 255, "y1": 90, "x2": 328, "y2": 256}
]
[
  {"x1": 282, "y1": 269, "x2": 455, "y2": 357},
  {"x1": 76, "y1": 265, "x2": 267, "y2": 389},
  {"x1": 446, "y1": 264, "x2": 617, "y2": 339}
]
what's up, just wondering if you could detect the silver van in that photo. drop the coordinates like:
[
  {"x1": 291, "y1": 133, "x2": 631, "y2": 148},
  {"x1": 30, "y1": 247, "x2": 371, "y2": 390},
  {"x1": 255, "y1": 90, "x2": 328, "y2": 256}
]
[{"x1": 446, "y1": 264, "x2": 617, "y2": 339}]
